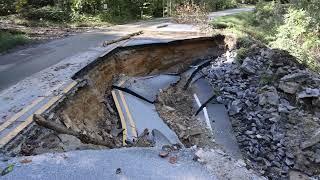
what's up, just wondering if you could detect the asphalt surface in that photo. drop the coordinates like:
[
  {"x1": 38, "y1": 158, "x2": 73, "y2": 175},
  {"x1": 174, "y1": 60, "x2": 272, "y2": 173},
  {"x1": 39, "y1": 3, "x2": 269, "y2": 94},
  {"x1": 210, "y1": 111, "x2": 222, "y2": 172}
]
[
  {"x1": 0, "y1": 148, "x2": 215, "y2": 180},
  {"x1": 0, "y1": 31, "x2": 122, "y2": 91},
  {"x1": 0, "y1": 7, "x2": 254, "y2": 91}
]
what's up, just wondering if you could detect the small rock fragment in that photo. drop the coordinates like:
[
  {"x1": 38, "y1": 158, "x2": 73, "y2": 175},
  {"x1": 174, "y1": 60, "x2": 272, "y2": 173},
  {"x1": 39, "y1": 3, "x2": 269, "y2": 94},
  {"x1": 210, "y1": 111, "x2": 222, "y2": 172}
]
[
  {"x1": 159, "y1": 151, "x2": 169, "y2": 158},
  {"x1": 20, "y1": 159, "x2": 32, "y2": 164},
  {"x1": 298, "y1": 88, "x2": 320, "y2": 99},
  {"x1": 240, "y1": 57, "x2": 257, "y2": 74},
  {"x1": 169, "y1": 156, "x2": 177, "y2": 164},
  {"x1": 116, "y1": 168, "x2": 121, "y2": 174},
  {"x1": 163, "y1": 105, "x2": 175, "y2": 112},
  {"x1": 278, "y1": 81, "x2": 300, "y2": 94},
  {"x1": 301, "y1": 128, "x2": 320, "y2": 149}
]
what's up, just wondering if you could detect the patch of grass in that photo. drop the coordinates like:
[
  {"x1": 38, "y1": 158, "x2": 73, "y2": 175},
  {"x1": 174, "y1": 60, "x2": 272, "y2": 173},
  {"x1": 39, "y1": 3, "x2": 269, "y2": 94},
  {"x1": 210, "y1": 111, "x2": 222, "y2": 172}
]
[
  {"x1": 210, "y1": 12, "x2": 275, "y2": 44},
  {"x1": 0, "y1": 30, "x2": 30, "y2": 53},
  {"x1": 211, "y1": 12, "x2": 256, "y2": 29}
]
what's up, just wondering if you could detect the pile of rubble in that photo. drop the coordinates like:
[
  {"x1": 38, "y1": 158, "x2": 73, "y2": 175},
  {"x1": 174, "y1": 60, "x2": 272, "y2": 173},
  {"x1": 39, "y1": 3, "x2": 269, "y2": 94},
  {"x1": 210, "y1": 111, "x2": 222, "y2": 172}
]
[{"x1": 202, "y1": 46, "x2": 320, "y2": 178}]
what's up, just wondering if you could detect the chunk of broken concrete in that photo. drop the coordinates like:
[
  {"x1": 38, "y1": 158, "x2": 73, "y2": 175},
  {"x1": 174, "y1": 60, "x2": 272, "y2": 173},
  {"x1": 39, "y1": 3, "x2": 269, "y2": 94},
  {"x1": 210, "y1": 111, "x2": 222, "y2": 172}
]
[
  {"x1": 280, "y1": 71, "x2": 309, "y2": 82},
  {"x1": 301, "y1": 128, "x2": 320, "y2": 149},
  {"x1": 228, "y1": 99, "x2": 243, "y2": 115},
  {"x1": 298, "y1": 88, "x2": 320, "y2": 99},
  {"x1": 159, "y1": 151, "x2": 169, "y2": 158},
  {"x1": 258, "y1": 86, "x2": 279, "y2": 106},
  {"x1": 278, "y1": 81, "x2": 300, "y2": 94},
  {"x1": 240, "y1": 57, "x2": 257, "y2": 74}
]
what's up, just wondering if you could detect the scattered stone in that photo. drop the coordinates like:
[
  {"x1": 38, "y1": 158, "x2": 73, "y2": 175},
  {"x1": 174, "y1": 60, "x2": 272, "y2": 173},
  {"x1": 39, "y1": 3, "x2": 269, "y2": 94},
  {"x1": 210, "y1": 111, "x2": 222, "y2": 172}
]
[
  {"x1": 278, "y1": 81, "x2": 300, "y2": 94},
  {"x1": 229, "y1": 99, "x2": 243, "y2": 115},
  {"x1": 240, "y1": 57, "x2": 257, "y2": 74},
  {"x1": 169, "y1": 156, "x2": 177, "y2": 164},
  {"x1": 288, "y1": 170, "x2": 309, "y2": 180},
  {"x1": 258, "y1": 86, "x2": 279, "y2": 106},
  {"x1": 163, "y1": 105, "x2": 175, "y2": 112},
  {"x1": 159, "y1": 151, "x2": 169, "y2": 158},
  {"x1": 116, "y1": 168, "x2": 122, "y2": 174},
  {"x1": 285, "y1": 158, "x2": 294, "y2": 166},
  {"x1": 280, "y1": 71, "x2": 309, "y2": 82},
  {"x1": 301, "y1": 128, "x2": 320, "y2": 149},
  {"x1": 203, "y1": 47, "x2": 320, "y2": 179},
  {"x1": 298, "y1": 88, "x2": 320, "y2": 99},
  {"x1": 111, "y1": 127, "x2": 124, "y2": 137}
]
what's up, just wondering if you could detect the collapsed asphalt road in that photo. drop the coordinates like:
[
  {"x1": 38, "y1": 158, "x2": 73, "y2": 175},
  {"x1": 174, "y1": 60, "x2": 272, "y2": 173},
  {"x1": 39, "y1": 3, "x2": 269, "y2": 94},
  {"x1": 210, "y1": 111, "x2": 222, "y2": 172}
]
[{"x1": 0, "y1": 35, "x2": 266, "y2": 179}]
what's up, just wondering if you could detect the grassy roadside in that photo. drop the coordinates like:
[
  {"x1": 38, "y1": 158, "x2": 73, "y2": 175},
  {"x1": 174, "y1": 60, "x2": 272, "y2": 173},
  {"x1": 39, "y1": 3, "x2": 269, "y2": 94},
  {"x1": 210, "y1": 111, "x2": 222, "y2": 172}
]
[
  {"x1": 0, "y1": 30, "x2": 30, "y2": 53},
  {"x1": 211, "y1": 11, "x2": 274, "y2": 44}
]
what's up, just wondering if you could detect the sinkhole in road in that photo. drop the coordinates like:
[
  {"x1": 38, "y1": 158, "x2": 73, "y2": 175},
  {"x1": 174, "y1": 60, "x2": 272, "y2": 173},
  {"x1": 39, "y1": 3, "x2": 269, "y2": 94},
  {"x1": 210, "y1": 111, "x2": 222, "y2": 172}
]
[{"x1": 5, "y1": 35, "x2": 236, "y2": 156}]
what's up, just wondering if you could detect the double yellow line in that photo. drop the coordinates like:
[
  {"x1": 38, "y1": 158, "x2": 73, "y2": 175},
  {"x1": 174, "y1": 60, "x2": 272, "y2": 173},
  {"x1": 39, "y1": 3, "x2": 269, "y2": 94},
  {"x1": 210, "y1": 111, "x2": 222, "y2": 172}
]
[
  {"x1": 111, "y1": 81, "x2": 137, "y2": 145},
  {"x1": 0, "y1": 81, "x2": 77, "y2": 148}
]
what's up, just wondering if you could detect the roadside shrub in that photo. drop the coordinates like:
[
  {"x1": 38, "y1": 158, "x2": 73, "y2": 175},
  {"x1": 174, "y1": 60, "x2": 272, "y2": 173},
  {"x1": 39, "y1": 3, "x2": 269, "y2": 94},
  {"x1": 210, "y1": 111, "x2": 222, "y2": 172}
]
[
  {"x1": 21, "y1": 6, "x2": 71, "y2": 22},
  {"x1": 206, "y1": 0, "x2": 237, "y2": 11},
  {"x1": 271, "y1": 8, "x2": 320, "y2": 71},
  {"x1": 0, "y1": 31, "x2": 29, "y2": 52},
  {"x1": 293, "y1": 0, "x2": 320, "y2": 29},
  {"x1": 255, "y1": 1, "x2": 287, "y2": 28},
  {"x1": 27, "y1": 0, "x2": 54, "y2": 8},
  {"x1": 0, "y1": 0, "x2": 16, "y2": 15}
]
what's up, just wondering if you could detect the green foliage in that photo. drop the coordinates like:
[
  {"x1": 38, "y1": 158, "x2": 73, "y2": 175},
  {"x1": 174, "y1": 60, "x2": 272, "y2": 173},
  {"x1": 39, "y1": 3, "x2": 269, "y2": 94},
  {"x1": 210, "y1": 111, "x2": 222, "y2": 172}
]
[
  {"x1": 255, "y1": 1, "x2": 286, "y2": 28},
  {"x1": 21, "y1": 6, "x2": 72, "y2": 22},
  {"x1": 0, "y1": 31, "x2": 29, "y2": 53},
  {"x1": 0, "y1": 0, "x2": 16, "y2": 15},
  {"x1": 26, "y1": 0, "x2": 54, "y2": 8},
  {"x1": 292, "y1": 0, "x2": 320, "y2": 29},
  {"x1": 271, "y1": 8, "x2": 320, "y2": 70},
  {"x1": 206, "y1": 0, "x2": 237, "y2": 11},
  {"x1": 237, "y1": 37, "x2": 255, "y2": 48}
]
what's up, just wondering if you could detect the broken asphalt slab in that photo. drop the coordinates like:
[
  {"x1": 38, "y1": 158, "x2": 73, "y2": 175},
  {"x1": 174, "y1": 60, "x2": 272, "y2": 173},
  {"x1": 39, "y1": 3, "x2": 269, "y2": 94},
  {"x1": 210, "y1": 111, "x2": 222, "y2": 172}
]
[
  {"x1": 189, "y1": 74, "x2": 242, "y2": 159},
  {"x1": 112, "y1": 75, "x2": 181, "y2": 146}
]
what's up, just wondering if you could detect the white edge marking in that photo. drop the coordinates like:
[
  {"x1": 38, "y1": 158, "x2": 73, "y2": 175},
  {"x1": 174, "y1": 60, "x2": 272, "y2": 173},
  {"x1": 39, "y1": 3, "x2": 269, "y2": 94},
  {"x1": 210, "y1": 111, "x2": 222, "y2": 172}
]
[{"x1": 193, "y1": 93, "x2": 213, "y2": 132}]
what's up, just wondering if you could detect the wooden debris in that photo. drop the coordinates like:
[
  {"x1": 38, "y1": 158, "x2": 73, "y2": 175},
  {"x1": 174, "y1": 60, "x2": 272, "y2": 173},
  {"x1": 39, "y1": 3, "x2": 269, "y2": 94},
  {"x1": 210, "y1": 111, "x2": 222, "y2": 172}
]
[
  {"x1": 157, "y1": 24, "x2": 168, "y2": 28},
  {"x1": 34, "y1": 114, "x2": 115, "y2": 148},
  {"x1": 20, "y1": 159, "x2": 32, "y2": 164},
  {"x1": 102, "y1": 31, "x2": 143, "y2": 47}
]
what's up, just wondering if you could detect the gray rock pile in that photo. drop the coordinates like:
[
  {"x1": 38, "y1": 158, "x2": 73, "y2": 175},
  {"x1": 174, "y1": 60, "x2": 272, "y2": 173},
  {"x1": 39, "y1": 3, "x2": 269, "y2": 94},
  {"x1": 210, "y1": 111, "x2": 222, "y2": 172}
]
[{"x1": 203, "y1": 47, "x2": 320, "y2": 179}]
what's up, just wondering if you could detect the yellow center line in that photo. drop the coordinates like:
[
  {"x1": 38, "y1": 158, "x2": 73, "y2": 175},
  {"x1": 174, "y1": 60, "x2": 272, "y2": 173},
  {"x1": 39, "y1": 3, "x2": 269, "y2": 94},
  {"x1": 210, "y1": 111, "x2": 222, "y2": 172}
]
[
  {"x1": 0, "y1": 81, "x2": 78, "y2": 148},
  {"x1": 62, "y1": 81, "x2": 78, "y2": 93},
  {"x1": 0, "y1": 95, "x2": 62, "y2": 148},
  {"x1": 111, "y1": 90, "x2": 127, "y2": 145},
  {"x1": 119, "y1": 91, "x2": 137, "y2": 139},
  {"x1": 0, "y1": 97, "x2": 45, "y2": 133}
]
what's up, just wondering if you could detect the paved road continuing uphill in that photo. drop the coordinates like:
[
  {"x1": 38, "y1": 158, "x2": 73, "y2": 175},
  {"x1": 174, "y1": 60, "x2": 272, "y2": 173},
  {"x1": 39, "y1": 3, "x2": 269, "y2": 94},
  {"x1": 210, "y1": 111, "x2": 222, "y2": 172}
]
[{"x1": 0, "y1": 7, "x2": 254, "y2": 91}]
